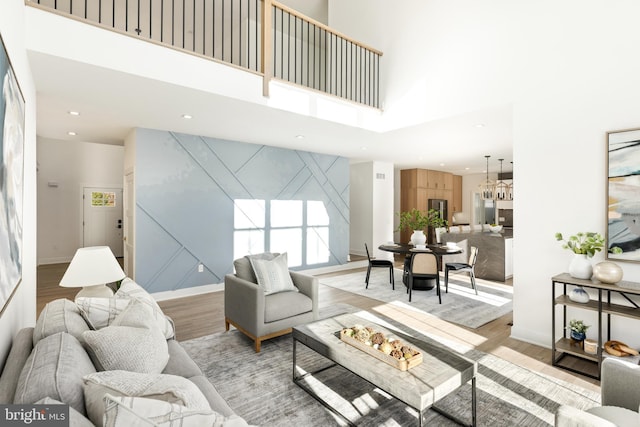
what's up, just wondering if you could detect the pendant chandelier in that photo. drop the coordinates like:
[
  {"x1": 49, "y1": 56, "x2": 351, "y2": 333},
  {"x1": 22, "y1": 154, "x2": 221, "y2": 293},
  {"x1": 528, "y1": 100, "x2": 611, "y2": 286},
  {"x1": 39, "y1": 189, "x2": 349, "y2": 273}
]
[
  {"x1": 478, "y1": 155, "x2": 495, "y2": 200},
  {"x1": 495, "y1": 159, "x2": 510, "y2": 200}
]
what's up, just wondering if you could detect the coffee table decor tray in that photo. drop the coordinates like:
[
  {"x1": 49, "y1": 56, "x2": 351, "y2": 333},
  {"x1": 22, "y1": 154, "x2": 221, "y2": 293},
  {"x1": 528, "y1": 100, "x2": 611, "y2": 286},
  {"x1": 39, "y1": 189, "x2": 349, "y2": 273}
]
[{"x1": 340, "y1": 325, "x2": 423, "y2": 371}]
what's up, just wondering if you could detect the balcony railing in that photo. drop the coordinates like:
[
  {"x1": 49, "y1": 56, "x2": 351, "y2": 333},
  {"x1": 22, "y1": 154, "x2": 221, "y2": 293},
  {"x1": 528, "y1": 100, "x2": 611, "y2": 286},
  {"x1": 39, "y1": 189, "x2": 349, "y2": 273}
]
[{"x1": 28, "y1": 0, "x2": 382, "y2": 108}]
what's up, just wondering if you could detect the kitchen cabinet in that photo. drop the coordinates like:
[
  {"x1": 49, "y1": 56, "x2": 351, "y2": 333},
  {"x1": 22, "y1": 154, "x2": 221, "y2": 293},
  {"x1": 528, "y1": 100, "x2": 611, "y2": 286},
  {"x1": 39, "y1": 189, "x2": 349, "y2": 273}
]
[
  {"x1": 427, "y1": 170, "x2": 453, "y2": 190},
  {"x1": 551, "y1": 273, "x2": 640, "y2": 379},
  {"x1": 400, "y1": 168, "x2": 454, "y2": 242}
]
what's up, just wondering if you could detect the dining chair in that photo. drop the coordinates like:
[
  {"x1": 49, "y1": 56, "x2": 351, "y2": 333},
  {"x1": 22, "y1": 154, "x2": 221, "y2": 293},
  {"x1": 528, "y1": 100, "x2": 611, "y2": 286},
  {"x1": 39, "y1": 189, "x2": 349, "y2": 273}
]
[
  {"x1": 444, "y1": 246, "x2": 479, "y2": 295},
  {"x1": 406, "y1": 251, "x2": 441, "y2": 303},
  {"x1": 365, "y1": 243, "x2": 395, "y2": 290}
]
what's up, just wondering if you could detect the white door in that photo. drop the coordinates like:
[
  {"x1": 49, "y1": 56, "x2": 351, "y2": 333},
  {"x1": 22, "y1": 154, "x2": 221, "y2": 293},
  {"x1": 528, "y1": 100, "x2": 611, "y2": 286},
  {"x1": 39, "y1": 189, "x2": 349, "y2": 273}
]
[
  {"x1": 123, "y1": 173, "x2": 134, "y2": 278},
  {"x1": 83, "y1": 187, "x2": 123, "y2": 257}
]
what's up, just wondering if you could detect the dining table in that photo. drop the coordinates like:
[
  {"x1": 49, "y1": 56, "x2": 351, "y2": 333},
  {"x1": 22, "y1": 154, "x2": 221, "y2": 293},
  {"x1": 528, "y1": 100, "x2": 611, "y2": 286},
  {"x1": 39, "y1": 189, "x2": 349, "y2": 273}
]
[{"x1": 378, "y1": 243, "x2": 463, "y2": 291}]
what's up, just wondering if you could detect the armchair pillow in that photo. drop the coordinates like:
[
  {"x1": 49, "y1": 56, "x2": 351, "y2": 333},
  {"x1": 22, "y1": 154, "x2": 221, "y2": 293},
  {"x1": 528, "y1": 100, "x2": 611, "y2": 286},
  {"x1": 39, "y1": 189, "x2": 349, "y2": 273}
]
[{"x1": 249, "y1": 252, "x2": 298, "y2": 295}]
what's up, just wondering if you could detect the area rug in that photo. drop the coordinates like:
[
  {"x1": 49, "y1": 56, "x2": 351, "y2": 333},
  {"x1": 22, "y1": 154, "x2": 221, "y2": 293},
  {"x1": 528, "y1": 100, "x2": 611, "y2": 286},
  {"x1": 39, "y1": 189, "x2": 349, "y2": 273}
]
[
  {"x1": 182, "y1": 308, "x2": 600, "y2": 426},
  {"x1": 319, "y1": 269, "x2": 513, "y2": 329}
]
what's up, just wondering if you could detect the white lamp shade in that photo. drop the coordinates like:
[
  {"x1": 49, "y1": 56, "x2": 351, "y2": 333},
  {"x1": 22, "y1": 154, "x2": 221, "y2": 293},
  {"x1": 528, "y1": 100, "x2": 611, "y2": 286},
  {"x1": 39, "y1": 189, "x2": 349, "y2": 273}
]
[{"x1": 60, "y1": 246, "x2": 125, "y2": 288}]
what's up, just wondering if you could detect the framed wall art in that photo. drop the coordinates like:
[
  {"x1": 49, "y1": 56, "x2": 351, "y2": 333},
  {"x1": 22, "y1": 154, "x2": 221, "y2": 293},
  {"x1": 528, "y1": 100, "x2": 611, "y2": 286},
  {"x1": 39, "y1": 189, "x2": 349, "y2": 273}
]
[
  {"x1": 0, "y1": 32, "x2": 25, "y2": 315},
  {"x1": 607, "y1": 128, "x2": 640, "y2": 262}
]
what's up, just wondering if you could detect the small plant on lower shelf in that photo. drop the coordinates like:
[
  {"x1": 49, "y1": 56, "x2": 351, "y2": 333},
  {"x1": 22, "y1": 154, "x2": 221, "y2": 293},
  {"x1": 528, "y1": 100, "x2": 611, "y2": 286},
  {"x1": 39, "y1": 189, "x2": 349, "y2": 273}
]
[
  {"x1": 568, "y1": 319, "x2": 590, "y2": 342},
  {"x1": 569, "y1": 319, "x2": 589, "y2": 334}
]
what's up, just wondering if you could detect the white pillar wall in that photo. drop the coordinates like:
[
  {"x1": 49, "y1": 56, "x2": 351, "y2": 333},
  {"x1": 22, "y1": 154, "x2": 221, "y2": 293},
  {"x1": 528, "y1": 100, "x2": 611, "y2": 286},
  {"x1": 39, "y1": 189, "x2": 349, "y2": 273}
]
[{"x1": 350, "y1": 161, "x2": 394, "y2": 261}]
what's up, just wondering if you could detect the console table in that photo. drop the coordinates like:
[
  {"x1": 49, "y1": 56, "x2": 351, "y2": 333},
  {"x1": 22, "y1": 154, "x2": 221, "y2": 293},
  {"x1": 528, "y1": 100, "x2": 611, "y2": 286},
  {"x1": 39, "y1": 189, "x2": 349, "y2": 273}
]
[{"x1": 551, "y1": 273, "x2": 640, "y2": 379}]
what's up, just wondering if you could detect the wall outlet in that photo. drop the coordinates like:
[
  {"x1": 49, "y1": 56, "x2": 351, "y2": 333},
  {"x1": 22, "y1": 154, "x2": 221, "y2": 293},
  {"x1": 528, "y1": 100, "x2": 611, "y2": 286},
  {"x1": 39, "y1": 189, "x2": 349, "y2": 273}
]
[{"x1": 198, "y1": 264, "x2": 204, "y2": 273}]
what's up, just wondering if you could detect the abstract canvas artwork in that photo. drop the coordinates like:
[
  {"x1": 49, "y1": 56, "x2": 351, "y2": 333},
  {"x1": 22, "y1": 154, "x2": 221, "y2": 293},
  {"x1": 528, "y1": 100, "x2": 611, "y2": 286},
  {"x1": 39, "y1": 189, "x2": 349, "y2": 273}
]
[
  {"x1": 0, "y1": 33, "x2": 25, "y2": 314},
  {"x1": 607, "y1": 128, "x2": 640, "y2": 262}
]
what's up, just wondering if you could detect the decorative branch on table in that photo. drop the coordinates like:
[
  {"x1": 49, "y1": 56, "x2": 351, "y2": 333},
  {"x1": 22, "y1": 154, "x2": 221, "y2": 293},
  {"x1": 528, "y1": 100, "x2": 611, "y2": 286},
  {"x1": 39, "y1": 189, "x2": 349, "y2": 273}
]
[{"x1": 555, "y1": 232, "x2": 622, "y2": 257}]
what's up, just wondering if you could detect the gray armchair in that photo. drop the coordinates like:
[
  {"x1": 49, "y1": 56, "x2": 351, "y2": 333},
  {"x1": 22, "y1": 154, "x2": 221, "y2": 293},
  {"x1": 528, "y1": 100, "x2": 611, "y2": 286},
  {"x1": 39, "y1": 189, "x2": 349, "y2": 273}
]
[
  {"x1": 224, "y1": 254, "x2": 318, "y2": 352},
  {"x1": 555, "y1": 357, "x2": 640, "y2": 426}
]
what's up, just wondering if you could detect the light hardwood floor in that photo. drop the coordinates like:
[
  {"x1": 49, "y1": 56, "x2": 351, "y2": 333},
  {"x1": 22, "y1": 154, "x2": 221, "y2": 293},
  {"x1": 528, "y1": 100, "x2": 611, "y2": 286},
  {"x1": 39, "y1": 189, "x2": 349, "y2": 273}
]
[{"x1": 36, "y1": 259, "x2": 601, "y2": 394}]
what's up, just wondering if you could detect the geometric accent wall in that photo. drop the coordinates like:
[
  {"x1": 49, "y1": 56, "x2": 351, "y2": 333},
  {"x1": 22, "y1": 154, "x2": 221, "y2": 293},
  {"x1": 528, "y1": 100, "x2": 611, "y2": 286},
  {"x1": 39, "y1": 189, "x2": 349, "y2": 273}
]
[{"x1": 134, "y1": 128, "x2": 349, "y2": 293}]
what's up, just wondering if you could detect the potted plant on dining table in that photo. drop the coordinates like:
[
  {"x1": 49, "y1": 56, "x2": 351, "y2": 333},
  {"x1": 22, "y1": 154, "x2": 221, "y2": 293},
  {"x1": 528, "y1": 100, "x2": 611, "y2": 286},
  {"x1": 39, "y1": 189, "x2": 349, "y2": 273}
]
[{"x1": 397, "y1": 208, "x2": 448, "y2": 246}]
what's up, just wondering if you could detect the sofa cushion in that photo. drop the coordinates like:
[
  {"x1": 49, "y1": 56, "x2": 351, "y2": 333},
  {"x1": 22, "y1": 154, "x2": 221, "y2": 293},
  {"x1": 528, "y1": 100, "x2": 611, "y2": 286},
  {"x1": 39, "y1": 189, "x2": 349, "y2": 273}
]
[
  {"x1": 83, "y1": 370, "x2": 211, "y2": 427},
  {"x1": 250, "y1": 252, "x2": 298, "y2": 295},
  {"x1": 187, "y1": 375, "x2": 236, "y2": 418},
  {"x1": 14, "y1": 332, "x2": 96, "y2": 416},
  {"x1": 36, "y1": 397, "x2": 94, "y2": 427},
  {"x1": 83, "y1": 325, "x2": 169, "y2": 374},
  {"x1": 162, "y1": 340, "x2": 203, "y2": 379},
  {"x1": 33, "y1": 299, "x2": 90, "y2": 346},
  {"x1": 116, "y1": 278, "x2": 175, "y2": 339},
  {"x1": 234, "y1": 253, "x2": 278, "y2": 283},
  {"x1": 103, "y1": 394, "x2": 249, "y2": 427},
  {"x1": 0, "y1": 327, "x2": 34, "y2": 404},
  {"x1": 264, "y1": 291, "x2": 312, "y2": 323}
]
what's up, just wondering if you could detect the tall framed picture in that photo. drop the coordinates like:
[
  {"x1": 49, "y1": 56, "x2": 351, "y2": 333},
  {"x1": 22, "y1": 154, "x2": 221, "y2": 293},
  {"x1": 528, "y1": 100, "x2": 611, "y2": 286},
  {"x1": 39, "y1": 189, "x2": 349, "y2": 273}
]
[
  {"x1": 607, "y1": 128, "x2": 640, "y2": 262},
  {"x1": 0, "y1": 32, "x2": 25, "y2": 315}
]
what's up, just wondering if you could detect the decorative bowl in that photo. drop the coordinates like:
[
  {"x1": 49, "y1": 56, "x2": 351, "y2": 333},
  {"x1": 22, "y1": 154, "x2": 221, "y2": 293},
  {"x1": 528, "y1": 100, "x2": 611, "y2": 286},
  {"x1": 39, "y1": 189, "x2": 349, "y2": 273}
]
[{"x1": 489, "y1": 225, "x2": 503, "y2": 233}]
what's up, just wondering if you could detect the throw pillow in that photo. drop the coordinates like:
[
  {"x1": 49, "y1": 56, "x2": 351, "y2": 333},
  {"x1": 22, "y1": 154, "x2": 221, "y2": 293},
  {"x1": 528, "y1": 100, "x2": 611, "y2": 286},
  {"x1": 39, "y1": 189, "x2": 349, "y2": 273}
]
[
  {"x1": 82, "y1": 325, "x2": 169, "y2": 373},
  {"x1": 33, "y1": 298, "x2": 91, "y2": 346},
  {"x1": 234, "y1": 253, "x2": 278, "y2": 283},
  {"x1": 249, "y1": 252, "x2": 298, "y2": 295},
  {"x1": 75, "y1": 297, "x2": 131, "y2": 330},
  {"x1": 14, "y1": 332, "x2": 96, "y2": 416},
  {"x1": 83, "y1": 371, "x2": 211, "y2": 426},
  {"x1": 116, "y1": 278, "x2": 175, "y2": 339},
  {"x1": 103, "y1": 394, "x2": 249, "y2": 427}
]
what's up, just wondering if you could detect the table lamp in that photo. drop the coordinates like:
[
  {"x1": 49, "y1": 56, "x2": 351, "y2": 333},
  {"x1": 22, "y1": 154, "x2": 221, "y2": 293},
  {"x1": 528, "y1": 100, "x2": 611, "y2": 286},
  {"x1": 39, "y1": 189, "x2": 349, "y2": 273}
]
[{"x1": 59, "y1": 246, "x2": 126, "y2": 298}]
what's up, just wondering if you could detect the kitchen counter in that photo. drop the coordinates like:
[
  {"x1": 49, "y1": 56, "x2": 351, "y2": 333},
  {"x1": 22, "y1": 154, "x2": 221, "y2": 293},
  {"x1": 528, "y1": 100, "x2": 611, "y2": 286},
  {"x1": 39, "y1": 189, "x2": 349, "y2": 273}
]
[{"x1": 441, "y1": 230, "x2": 513, "y2": 282}]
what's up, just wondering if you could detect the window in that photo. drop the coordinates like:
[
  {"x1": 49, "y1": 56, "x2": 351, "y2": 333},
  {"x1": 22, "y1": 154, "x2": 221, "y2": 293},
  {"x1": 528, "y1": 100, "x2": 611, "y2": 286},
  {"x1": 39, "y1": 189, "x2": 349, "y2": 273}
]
[{"x1": 233, "y1": 199, "x2": 331, "y2": 267}]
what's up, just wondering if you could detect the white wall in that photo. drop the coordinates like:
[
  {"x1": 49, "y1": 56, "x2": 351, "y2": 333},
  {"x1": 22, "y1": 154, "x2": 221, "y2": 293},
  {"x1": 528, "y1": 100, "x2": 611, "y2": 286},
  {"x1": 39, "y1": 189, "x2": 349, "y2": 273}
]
[
  {"x1": 37, "y1": 138, "x2": 124, "y2": 264},
  {"x1": 0, "y1": 0, "x2": 38, "y2": 366},
  {"x1": 371, "y1": 162, "x2": 394, "y2": 261},
  {"x1": 349, "y1": 162, "x2": 373, "y2": 257},
  {"x1": 350, "y1": 161, "x2": 394, "y2": 260}
]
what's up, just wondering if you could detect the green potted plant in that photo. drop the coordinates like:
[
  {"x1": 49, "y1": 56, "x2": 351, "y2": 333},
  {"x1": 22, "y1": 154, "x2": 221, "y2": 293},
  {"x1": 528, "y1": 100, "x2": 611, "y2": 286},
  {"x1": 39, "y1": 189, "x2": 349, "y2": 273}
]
[
  {"x1": 568, "y1": 319, "x2": 589, "y2": 342},
  {"x1": 397, "y1": 208, "x2": 448, "y2": 245},
  {"x1": 555, "y1": 232, "x2": 622, "y2": 280}
]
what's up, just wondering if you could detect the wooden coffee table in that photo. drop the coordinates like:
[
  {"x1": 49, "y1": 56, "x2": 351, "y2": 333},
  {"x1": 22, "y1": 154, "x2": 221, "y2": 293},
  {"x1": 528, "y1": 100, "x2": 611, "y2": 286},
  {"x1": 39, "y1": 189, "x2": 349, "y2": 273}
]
[{"x1": 292, "y1": 312, "x2": 477, "y2": 426}]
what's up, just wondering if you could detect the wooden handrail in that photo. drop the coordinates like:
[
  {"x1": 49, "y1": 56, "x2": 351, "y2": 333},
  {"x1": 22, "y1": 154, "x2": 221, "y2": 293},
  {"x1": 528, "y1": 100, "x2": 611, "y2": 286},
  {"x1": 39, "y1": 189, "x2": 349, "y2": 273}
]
[{"x1": 271, "y1": 0, "x2": 383, "y2": 56}]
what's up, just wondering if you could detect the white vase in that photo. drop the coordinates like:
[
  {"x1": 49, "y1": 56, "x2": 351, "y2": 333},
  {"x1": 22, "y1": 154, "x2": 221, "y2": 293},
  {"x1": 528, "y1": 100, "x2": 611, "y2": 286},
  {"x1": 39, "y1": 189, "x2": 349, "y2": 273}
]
[
  {"x1": 568, "y1": 254, "x2": 593, "y2": 280},
  {"x1": 410, "y1": 230, "x2": 426, "y2": 246}
]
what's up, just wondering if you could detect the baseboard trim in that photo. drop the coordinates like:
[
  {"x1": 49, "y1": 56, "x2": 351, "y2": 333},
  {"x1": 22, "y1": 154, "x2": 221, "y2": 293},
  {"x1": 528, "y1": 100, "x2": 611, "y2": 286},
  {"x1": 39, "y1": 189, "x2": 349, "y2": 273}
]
[{"x1": 151, "y1": 282, "x2": 224, "y2": 302}]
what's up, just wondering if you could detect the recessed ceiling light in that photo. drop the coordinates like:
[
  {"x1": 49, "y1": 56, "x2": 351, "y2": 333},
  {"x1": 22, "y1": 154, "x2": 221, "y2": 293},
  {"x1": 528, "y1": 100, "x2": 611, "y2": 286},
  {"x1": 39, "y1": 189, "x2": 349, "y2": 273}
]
[
  {"x1": 360, "y1": 146, "x2": 367, "y2": 151},
  {"x1": 465, "y1": 167, "x2": 470, "y2": 170},
  {"x1": 68, "y1": 111, "x2": 80, "y2": 116},
  {"x1": 439, "y1": 163, "x2": 445, "y2": 167},
  {"x1": 182, "y1": 114, "x2": 192, "y2": 119},
  {"x1": 68, "y1": 131, "x2": 77, "y2": 136},
  {"x1": 474, "y1": 123, "x2": 485, "y2": 128},
  {"x1": 295, "y1": 135, "x2": 305, "y2": 139}
]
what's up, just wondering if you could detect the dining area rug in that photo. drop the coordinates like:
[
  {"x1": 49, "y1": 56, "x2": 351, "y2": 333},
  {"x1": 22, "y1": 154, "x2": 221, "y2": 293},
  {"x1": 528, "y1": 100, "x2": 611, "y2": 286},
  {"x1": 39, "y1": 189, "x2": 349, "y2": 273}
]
[{"x1": 319, "y1": 269, "x2": 513, "y2": 329}]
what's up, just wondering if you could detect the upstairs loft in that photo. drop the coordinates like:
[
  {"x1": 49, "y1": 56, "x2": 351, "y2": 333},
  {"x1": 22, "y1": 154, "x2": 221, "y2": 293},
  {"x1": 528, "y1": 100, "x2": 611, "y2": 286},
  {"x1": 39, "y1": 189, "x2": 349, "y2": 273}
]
[{"x1": 27, "y1": 0, "x2": 383, "y2": 112}]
